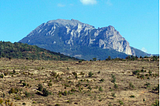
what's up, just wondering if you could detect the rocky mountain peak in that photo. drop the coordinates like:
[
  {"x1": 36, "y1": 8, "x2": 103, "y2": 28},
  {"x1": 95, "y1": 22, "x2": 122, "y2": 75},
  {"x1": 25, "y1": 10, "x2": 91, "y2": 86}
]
[
  {"x1": 19, "y1": 19, "x2": 149, "y2": 60},
  {"x1": 47, "y1": 19, "x2": 95, "y2": 29}
]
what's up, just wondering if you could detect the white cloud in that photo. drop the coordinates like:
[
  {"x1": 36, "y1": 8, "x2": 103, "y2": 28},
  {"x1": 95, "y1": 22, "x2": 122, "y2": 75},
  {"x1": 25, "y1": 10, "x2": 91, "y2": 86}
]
[
  {"x1": 57, "y1": 3, "x2": 65, "y2": 7},
  {"x1": 141, "y1": 47, "x2": 147, "y2": 53},
  {"x1": 80, "y1": 0, "x2": 97, "y2": 5}
]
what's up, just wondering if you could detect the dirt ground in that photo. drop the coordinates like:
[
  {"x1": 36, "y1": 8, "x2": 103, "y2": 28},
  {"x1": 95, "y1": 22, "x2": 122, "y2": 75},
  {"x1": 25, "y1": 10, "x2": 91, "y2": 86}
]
[{"x1": 0, "y1": 58, "x2": 159, "y2": 106}]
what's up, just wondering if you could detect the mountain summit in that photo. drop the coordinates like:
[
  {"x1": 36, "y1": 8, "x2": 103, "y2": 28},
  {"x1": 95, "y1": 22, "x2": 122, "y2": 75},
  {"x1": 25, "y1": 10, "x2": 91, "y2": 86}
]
[{"x1": 19, "y1": 19, "x2": 149, "y2": 60}]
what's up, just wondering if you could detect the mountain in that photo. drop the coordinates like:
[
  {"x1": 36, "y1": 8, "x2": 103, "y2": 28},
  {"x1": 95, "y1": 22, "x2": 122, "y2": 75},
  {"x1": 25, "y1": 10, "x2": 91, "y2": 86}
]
[
  {"x1": 0, "y1": 41, "x2": 78, "y2": 61},
  {"x1": 19, "y1": 19, "x2": 150, "y2": 60}
]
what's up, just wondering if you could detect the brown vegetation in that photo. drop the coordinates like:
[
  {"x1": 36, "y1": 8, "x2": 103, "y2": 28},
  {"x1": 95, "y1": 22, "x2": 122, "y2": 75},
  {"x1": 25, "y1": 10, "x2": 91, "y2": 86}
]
[{"x1": 0, "y1": 58, "x2": 159, "y2": 106}]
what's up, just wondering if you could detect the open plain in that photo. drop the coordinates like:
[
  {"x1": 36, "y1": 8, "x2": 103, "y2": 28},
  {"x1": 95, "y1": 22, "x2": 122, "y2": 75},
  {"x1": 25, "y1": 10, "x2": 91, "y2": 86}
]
[{"x1": 0, "y1": 58, "x2": 159, "y2": 106}]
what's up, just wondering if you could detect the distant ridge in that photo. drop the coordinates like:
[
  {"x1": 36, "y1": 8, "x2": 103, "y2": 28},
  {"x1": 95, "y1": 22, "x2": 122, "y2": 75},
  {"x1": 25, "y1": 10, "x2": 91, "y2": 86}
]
[
  {"x1": 19, "y1": 19, "x2": 150, "y2": 60},
  {"x1": 0, "y1": 41, "x2": 79, "y2": 61}
]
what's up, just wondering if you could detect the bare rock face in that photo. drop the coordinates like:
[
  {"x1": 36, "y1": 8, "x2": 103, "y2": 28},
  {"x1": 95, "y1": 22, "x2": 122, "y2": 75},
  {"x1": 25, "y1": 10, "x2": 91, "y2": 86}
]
[
  {"x1": 88, "y1": 26, "x2": 132, "y2": 55},
  {"x1": 20, "y1": 19, "x2": 147, "y2": 59}
]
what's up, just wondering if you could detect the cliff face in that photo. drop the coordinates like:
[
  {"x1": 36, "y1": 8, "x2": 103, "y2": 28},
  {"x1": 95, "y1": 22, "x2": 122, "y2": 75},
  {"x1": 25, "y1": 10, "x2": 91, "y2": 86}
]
[{"x1": 20, "y1": 19, "x2": 148, "y2": 60}]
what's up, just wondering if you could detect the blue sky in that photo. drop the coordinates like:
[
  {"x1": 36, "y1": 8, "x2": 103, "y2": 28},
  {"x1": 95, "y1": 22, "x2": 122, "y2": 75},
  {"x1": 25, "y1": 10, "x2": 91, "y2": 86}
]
[{"x1": 0, "y1": 0, "x2": 159, "y2": 54}]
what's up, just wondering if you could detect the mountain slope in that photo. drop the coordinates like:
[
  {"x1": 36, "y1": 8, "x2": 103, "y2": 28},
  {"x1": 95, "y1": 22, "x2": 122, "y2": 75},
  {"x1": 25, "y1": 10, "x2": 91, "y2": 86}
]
[
  {"x1": 0, "y1": 41, "x2": 78, "y2": 61},
  {"x1": 19, "y1": 19, "x2": 149, "y2": 60}
]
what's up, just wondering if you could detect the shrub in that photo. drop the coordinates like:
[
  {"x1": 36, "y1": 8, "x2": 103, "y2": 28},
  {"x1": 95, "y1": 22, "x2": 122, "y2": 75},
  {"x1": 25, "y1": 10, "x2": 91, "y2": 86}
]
[
  {"x1": 42, "y1": 88, "x2": 49, "y2": 96},
  {"x1": 14, "y1": 96, "x2": 21, "y2": 100},
  {"x1": 132, "y1": 70, "x2": 140, "y2": 75},
  {"x1": 0, "y1": 74, "x2": 4, "y2": 78},
  {"x1": 23, "y1": 83, "x2": 27, "y2": 87},
  {"x1": 129, "y1": 82, "x2": 135, "y2": 89},
  {"x1": 119, "y1": 100, "x2": 124, "y2": 105},
  {"x1": 111, "y1": 78, "x2": 116, "y2": 83},
  {"x1": 48, "y1": 82, "x2": 52, "y2": 86},
  {"x1": 88, "y1": 86, "x2": 92, "y2": 90},
  {"x1": 97, "y1": 71, "x2": 100, "y2": 74},
  {"x1": 37, "y1": 84, "x2": 43, "y2": 91},
  {"x1": 80, "y1": 72, "x2": 85, "y2": 75},
  {"x1": 63, "y1": 91, "x2": 67, "y2": 96},
  {"x1": 129, "y1": 95, "x2": 135, "y2": 98},
  {"x1": 0, "y1": 99, "x2": 3, "y2": 104},
  {"x1": 114, "y1": 83, "x2": 118, "y2": 89},
  {"x1": 149, "y1": 70, "x2": 152, "y2": 75},
  {"x1": 24, "y1": 91, "x2": 30, "y2": 98},
  {"x1": 112, "y1": 93, "x2": 116, "y2": 97},
  {"x1": 93, "y1": 58, "x2": 97, "y2": 61},
  {"x1": 152, "y1": 84, "x2": 159, "y2": 92},
  {"x1": 4, "y1": 72, "x2": 8, "y2": 76},
  {"x1": 99, "y1": 87, "x2": 103, "y2": 92},
  {"x1": 72, "y1": 72, "x2": 77, "y2": 76},
  {"x1": 88, "y1": 72, "x2": 93, "y2": 77},
  {"x1": 144, "y1": 82, "x2": 150, "y2": 88},
  {"x1": 50, "y1": 71, "x2": 57, "y2": 77},
  {"x1": 22, "y1": 103, "x2": 26, "y2": 105},
  {"x1": 99, "y1": 78, "x2": 104, "y2": 82},
  {"x1": 9, "y1": 88, "x2": 19, "y2": 94},
  {"x1": 111, "y1": 74, "x2": 116, "y2": 83},
  {"x1": 13, "y1": 69, "x2": 16, "y2": 74},
  {"x1": 78, "y1": 60, "x2": 83, "y2": 63},
  {"x1": 55, "y1": 104, "x2": 60, "y2": 106},
  {"x1": 71, "y1": 88, "x2": 76, "y2": 92},
  {"x1": 140, "y1": 75, "x2": 144, "y2": 79}
]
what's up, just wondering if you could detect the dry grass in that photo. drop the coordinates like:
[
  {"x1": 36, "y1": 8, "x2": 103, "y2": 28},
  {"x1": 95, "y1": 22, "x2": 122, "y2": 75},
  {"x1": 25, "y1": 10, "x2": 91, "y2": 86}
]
[{"x1": 0, "y1": 58, "x2": 159, "y2": 106}]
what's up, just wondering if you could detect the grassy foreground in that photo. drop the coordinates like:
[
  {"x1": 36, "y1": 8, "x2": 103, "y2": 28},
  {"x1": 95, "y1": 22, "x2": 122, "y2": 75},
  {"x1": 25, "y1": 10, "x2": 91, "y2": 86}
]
[{"x1": 0, "y1": 58, "x2": 159, "y2": 106}]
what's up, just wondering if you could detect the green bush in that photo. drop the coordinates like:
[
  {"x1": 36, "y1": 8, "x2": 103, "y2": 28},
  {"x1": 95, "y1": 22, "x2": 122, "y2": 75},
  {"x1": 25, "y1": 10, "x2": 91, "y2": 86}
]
[
  {"x1": 99, "y1": 87, "x2": 103, "y2": 91},
  {"x1": 14, "y1": 96, "x2": 21, "y2": 100},
  {"x1": 129, "y1": 95, "x2": 135, "y2": 98},
  {"x1": 0, "y1": 74, "x2": 4, "y2": 78},
  {"x1": 23, "y1": 82, "x2": 27, "y2": 87},
  {"x1": 88, "y1": 86, "x2": 92, "y2": 90},
  {"x1": 48, "y1": 82, "x2": 52, "y2": 86},
  {"x1": 144, "y1": 82, "x2": 150, "y2": 88},
  {"x1": 99, "y1": 78, "x2": 104, "y2": 82},
  {"x1": 88, "y1": 72, "x2": 93, "y2": 77},
  {"x1": 37, "y1": 84, "x2": 43, "y2": 91},
  {"x1": 42, "y1": 88, "x2": 49, "y2": 96},
  {"x1": 112, "y1": 93, "x2": 116, "y2": 97},
  {"x1": 149, "y1": 70, "x2": 152, "y2": 75},
  {"x1": 129, "y1": 82, "x2": 135, "y2": 89},
  {"x1": 24, "y1": 91, "x2": 30, "y2": 98},
  {"x1": 9, "y1": 88, "x2": 19, "y2": 94},
  {"x1": 13, "y1": 69, "x2": 16, "y2": 74},
  {"x1": 132, "y1": 70, "x2": 140, "y2": 75},
  {"x1": 119, "y1": 100, "x2": 124, "y2": 105},
  {"x1": 114, "y1": 83, "x2": 118, "y2": 89},
  {"x1": 111, "y1": 74, "x2": 116, "y2": 83}
]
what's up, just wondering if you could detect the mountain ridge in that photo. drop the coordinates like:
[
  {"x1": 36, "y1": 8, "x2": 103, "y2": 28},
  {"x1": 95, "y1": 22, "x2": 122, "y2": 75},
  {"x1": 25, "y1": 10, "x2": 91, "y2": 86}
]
[
  {"x1": 0, "y1": 41, "x2": 78, "y2": 61},
  {"x1": 19, "y1": 19, "x2": 150, "y2": 60}
]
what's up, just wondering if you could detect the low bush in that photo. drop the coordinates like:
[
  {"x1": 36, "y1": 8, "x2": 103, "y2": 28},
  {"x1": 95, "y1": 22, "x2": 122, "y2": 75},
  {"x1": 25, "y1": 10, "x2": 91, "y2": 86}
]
[
  {"x1": 88, "y1": 72, "x2": 93, "y2": 77},
  {"x1": 9, "y1": 88, "x2": 19, "y2": 94},
  {"x1": 37, "y1": 84, "x2": 43, "y2": 91},
  {"x1": 42, "y1": 88, "x2": 49, "y2": 96},
  {"x1": 0, "y1": 74, "x2": 4, "y2": 78}
]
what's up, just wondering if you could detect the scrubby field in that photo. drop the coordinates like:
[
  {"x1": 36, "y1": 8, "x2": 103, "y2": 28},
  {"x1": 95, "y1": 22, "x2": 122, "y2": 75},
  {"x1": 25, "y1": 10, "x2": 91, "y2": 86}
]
[{"x1": 0, "y1": 58, "x2": 159, "y2": 106}]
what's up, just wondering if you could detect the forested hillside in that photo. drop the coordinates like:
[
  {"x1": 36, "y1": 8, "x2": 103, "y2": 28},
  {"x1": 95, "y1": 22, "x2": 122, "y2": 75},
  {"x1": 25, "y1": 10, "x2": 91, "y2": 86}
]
[{"x1": 0, "y1": 41, "x2": 78, "y2": 61}]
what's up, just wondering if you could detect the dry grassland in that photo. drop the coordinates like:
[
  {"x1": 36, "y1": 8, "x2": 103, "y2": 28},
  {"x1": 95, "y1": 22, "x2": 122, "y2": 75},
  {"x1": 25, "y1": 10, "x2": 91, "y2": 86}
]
[{"x1": 0, "y1": 58, "x2": 159, "y2": 106}]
